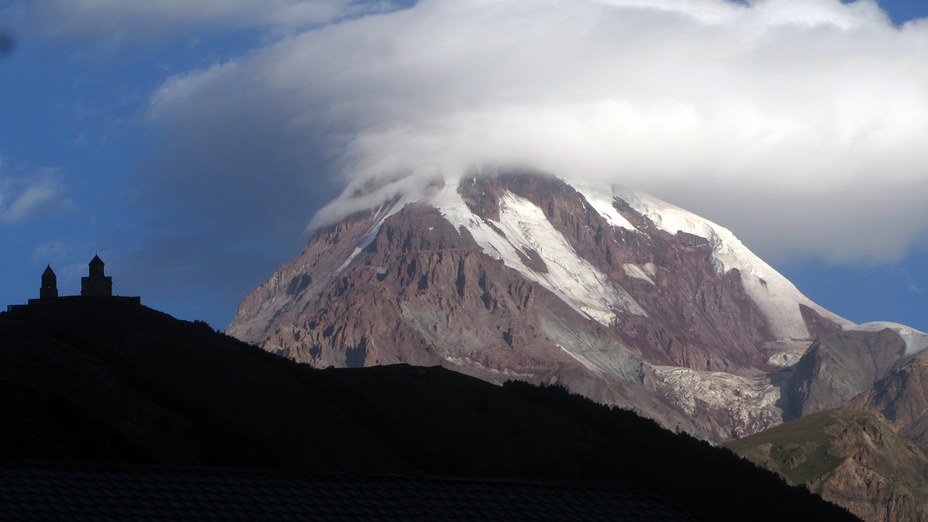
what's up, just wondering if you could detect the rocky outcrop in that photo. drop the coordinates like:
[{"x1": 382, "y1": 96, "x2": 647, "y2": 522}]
[
  {"x1": 728, "y1": 323, "x2": 928, "y2": 522},
  {"x1": 785, "y1": 323, "x2": 928, "y2": 440},
  {"x1": 853, "y1": 352, "x2": 928, "y2": 445},
  {"x1": 228, "y1": 172, "x2": 849, "y2": 442},
  {"x1": 728, "y1": 408, "x2": 928, "y2": 522},
  {"x1": 788, "y1": 328, "x2": 908, "y2": 418}
]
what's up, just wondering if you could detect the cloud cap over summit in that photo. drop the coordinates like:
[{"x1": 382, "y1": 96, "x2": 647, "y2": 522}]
[
  {"x1": 134, "y1": 0, "x2": 928, "y2": 263},
  {"x1": 7, "y1": 0, "x2": 927, "y2": 328}
]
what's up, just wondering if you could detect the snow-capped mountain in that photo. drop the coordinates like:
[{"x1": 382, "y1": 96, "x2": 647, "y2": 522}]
[{"x1": 228, "y1": 171, "x2": 853, "y2": 441}]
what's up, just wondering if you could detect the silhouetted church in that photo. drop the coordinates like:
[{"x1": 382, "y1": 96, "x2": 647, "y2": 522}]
[
  {"x1": 40, "y1": 265, "x2": 58, "y2": 300},
  {"x1": 6, "y1": 256, "x2": 140, "y2": 311},
  {"x1": 81, "y1": 255, "x2": 113, "y2": 297}
]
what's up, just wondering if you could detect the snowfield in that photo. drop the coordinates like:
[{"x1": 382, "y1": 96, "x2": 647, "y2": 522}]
[
  {"x1": 432, "y1": 184, "x2": 646, "y2": 325},
  {"x1": 853, "y1": 322, "x2": 928, "y2": 356},
  {"x1": 574, "y1": 182, "x2": 854, "y2": 340},
  {"x1": 328, "y1": 175, "x2": 853, "y2": 341}
]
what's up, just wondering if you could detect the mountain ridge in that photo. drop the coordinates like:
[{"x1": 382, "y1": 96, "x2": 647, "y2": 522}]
[
  {"x1": 226, "y1": 170, "x2": 928, "y2": 520},
  {"x1": 228, "y1": 171, "x2": 851, "y2": 441}
]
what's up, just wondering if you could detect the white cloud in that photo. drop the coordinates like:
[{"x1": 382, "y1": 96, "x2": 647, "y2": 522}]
[
  {"x1": 0, "y1": 173, "x2": 70, "y2": 223},
  {"x1": 136, "y1": 0, "x2": 928, "y2": 264}
]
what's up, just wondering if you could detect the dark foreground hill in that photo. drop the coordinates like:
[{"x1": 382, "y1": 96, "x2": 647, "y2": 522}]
[{"x1": 0, "y1": 299, "x2": 856, "y2": 521}]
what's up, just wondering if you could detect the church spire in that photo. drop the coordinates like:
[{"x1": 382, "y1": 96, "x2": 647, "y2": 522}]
[
  {"x1": 81, "y1": 255, "x2": 112, "y2": 296},
  {"x1": 40, "y1": 265, "x2": 57, "y2": 300}
]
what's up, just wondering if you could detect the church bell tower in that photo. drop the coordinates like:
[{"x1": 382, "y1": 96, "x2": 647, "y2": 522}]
[
  {"x1": 39, "y1": 265, "x2": 58, "y2": 300},
  {"x1": 81, "y1": 255, "x2": 113, "y2": 297}
]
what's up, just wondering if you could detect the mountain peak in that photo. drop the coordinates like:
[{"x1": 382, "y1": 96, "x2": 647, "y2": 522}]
[{"x1": 229, "y1": 170, "x2": 851, "y2": 441}]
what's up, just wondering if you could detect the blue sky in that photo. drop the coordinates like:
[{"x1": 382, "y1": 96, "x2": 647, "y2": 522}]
[{"x1": 1, "y1": 0, "x2": 926, "y2": 333}]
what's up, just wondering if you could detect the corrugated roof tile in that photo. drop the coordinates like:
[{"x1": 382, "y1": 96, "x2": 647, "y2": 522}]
[{"x1": 0, "y1": 463, "x2": 703, "y2": 521}]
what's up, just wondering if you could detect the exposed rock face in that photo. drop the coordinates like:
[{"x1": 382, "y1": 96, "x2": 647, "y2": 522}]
[
  {"x1": 788, "y1": 328, "x2": 908, "y2": 418},
  {"x1": 854, "y1": 352, "x2": 928, "y2": 445},
  {"x1": 728, "y1": 408, "x2": 928, "y2": 522},
  {"x1": 731, "y1": 322, "x2": 928, "y2": 522},
  {"x1": 229, "y1": 172, "x2": 849, "y2": 442},
  {"x1": 786, "y1": 323, "x2": 928, "y2": 436}
]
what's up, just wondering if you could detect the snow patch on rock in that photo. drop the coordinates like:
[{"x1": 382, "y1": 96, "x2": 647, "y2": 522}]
[
  {"x1": 334, "y1": 195, "x2": 414, "y2": 274},
  {"x1": 430, "y1": 183, "x2": 647, "y2": 325},
  {"x1": 325, "y1": 175, "x2": 852, "y2": 343},
  {"x1": 575, "y1": 182, "x2": 852, "y2": 340},
  {"x1": 623, "y1": 263, "x2": 655, "y2": 285},
  {"x1": 853, "y1": 322, "x2": 928, "y2": 356},
  {"x1": 572, "y1": 182, "x2": 637, "y2": 230}
]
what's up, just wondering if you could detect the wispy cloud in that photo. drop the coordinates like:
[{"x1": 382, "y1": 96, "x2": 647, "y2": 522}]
[
  {"x1": 900, "y1": 268, "x2": 923, "y2": 294},
  {"x1": 0, "y1": 169, "x2": 71, "y2": 224},
  {"x1": 18, "y1": 0, "x2": 405, "y2": 43}
]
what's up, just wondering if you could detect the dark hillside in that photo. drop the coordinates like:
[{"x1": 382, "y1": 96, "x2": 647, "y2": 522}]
[
  {"x1": 0, "y1": 300, "x2": 403, "y2": 472},
  {"x1": 0, "y1": 300, "x2": 857, "y2": 521}
]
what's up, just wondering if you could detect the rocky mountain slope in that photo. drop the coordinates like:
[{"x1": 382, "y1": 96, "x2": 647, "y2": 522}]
[
  {"x1": 0, "y1": 299, "x2": 858, "y2": 522},
  {"x1": 727, "y1": 322, "x2": 928, "y2": 522},
  {"x1": 784, "y1": 321, "x2": 928, "y2": 446},
  {"x1": 789, "y1": 328, "x2": 901, "y2": 418},
  {"x1": 853, "y1": 343, "x2": 928, "y2": 445},
  {"x1": 728, "y1": 407, "x2": 928, "y2": 522},
  {"x1": 224, "y1": 170, "x2": 928, "y2": 521},
  {"x1": 229, "y1": 171, "x2": 851, "y2": 442}
]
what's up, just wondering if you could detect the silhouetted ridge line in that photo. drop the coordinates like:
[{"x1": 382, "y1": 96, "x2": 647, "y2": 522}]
[
  {"x1": 6, "y1": 256, "x2": 139, "y2": 311},
  {"x1": 0, "y1": 301, "x2": 859, "y2": 521}
]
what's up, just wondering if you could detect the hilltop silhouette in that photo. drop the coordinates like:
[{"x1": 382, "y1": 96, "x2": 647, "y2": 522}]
[
  {"x1": 0, "y1": 295, "x2": 857, "y2": 521},
  {"x1": 7, "y1": 256, "x2": 139, "y2": 312}
]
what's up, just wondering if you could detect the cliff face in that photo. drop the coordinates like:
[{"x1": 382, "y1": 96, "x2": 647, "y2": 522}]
[
  {"x1": 853, "y1": 352, "x2": 928, "y2": 445},
  {"x1": 732, "y1": 323, "x2": 928, "y2": 522},
  {"x1": 786, "y1": 322, "x2": 928, "y2": 441},
  {"x1": 229, "y1": 172, "x2": 848, "y2": 442},
  {"x1": 728, "y1": 408, "x2": 928, "y2": 522},
  {"x1": 788, "y1": 329, "x2": 908, "y2": 418}
]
